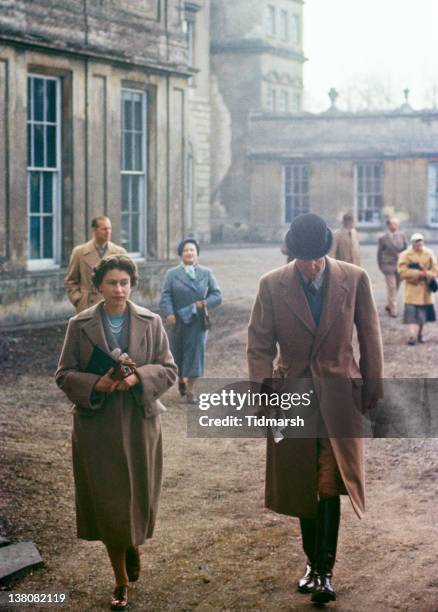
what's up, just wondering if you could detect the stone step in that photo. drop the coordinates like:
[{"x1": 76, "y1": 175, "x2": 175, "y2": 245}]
[{"x1": 0, "y1": 542, "x2": 43, "y2": 581}]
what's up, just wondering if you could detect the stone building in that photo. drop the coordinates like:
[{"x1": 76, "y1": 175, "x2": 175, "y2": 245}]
[
  {"x1": 209, "y1": 0, "x2": 305, "y2": 238},
  {"x1": 0, "y1": 0, "x2": 196, "y2": 323},
  {"x1": 247, "y1": 102, "x2": 438, "y2": 241}
]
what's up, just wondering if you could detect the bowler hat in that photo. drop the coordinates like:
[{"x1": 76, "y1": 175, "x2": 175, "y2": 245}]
[{"x1": 285, "y1": 213, "x2": 333, "y2": 260}]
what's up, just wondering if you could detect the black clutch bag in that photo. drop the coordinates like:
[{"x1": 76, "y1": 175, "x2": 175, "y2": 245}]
[
  {"x1": 85, "y1": 345, "x2": 119, "y2": 376},
  {"x1": 408, "y1": 262, "x2": 438, "y2": 292}
]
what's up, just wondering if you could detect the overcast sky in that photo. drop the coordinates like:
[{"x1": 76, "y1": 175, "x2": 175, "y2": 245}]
[{"x1": 303, "y1": 0, "x2": 438, "y2": 112}]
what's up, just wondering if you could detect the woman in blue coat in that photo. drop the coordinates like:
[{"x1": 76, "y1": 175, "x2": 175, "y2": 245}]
[{"x1": 160, "y1": 239, "x2": 222, "y2": 403}]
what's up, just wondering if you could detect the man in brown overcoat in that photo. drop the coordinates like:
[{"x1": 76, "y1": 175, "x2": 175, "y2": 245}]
[
  {"x1": 65, "y1": 216, "x2": 127, "y2": 312},
  {"x1": 329, "y1": 212, "x2": 361, "y2": 266},
  {"x1": 247, "y1": 213, "x2": 383, "y2": 604}
]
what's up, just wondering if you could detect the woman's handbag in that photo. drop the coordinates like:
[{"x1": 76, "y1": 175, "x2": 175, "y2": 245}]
[
  {"x1": 408, "y1": 262, "x2": 438, "y2": 292},
  {"x1": 429, "y1": 278, "x2": 438, "y2": 292},
  {"x1": 199, "y1": 303, "x2": 211, "y2": 331}
]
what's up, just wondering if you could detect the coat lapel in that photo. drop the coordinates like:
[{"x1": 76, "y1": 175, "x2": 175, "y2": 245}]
[
  {"x1": 80, "y1": 304, "x2": 110, "y2": 355},
  {"x1": 82, "y1": 240, "x2": 101, "y2": 269},
  {"x1": 312, "y1": 258, "x2": 348, "y2": 355},
  {"x1": 279, "y1": 263, "x2": 317, "y2": 334},
  {"x1": 128, "y1": 301, "x2": 154, "y2": 364}
]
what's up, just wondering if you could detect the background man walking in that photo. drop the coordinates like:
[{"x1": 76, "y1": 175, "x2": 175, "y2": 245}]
[
  {"x1": 377, "y1": 218, "x2": 407, "y2": 317},
  {"x1": 329, "y1": 212, "x2": 361, "y2": 266},
  {"x1": 247, "y1": 213, "x2": 383, "y2": 604},
  {"x1": 65, "y1": 216, "x2": 127, "y2": 312}
]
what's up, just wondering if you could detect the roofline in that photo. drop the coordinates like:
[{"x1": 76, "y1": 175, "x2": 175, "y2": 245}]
[
  {"x1": 0, "y1": 31, "x2": 194, "y2": 78},
  {"x1": 248, "y1": 152, "x2": 438, "y2": 161},
  {"x1": 249, "y1": 109, "x2": 438, "y2": 121}
]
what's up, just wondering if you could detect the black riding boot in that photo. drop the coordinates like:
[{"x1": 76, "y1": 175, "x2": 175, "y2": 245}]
[
  {"x1": 297, "y1": 517, "x2": 317, "y2": 593},
  {"x1": 311, "y1": 496, "x2": 340, "y2": 604}
]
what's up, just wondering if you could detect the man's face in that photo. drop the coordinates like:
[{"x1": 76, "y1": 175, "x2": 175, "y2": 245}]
[
  {"x1": 344, "y1": 220, "x2": 354, "y2": 230},
  {"x1": 93, "y1": 219, "x2": 112, "y2": 245},
  {"x1": 295, "y1": 257, "x2": 325, "y2": 280},
  {"x1": 387, "y1": 221, "x2": 398, "y2": 233}
]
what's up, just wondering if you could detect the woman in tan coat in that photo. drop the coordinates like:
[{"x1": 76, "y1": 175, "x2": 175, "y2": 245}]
[
  {"x1": 56, "y1": 255, "x2": 177, "y2": 610},
  {"x1": 398, "y1": 233, "x2": 438, "y2": 345}
]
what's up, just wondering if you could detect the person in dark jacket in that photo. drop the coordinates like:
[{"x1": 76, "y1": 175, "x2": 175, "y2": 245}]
[{"x1": 160, "y1": 239, "x2": 222, "y2": 403}]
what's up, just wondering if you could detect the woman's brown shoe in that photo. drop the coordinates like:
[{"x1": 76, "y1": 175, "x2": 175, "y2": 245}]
[
  {"x1": 126, "y1": 546, "x2": 141, "y2": 582},
  {"x1": 111, "y1": 585, "x2": 128, "y2": 610}
]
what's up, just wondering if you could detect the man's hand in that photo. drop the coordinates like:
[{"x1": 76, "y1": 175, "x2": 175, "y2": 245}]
[
  {"x1": 195, "y1": 300, "x2": 205, "y2": 309},
  {"x1": 165, "y1": 314, "x2": 176, "y2": 327},
  {"x1": 116, "y1": 373, "x2": 139, "y2": 391},
  {"x1": 94, "y1": 368, "x2": 118, "y2": 393}
]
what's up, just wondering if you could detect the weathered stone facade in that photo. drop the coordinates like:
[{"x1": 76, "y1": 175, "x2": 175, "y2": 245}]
[
  {"x1": 248, "y1": 109, "x2": 438, "y2": 240},
  {"x1": 209, "y1": 0, "x2": 305, "y2": 237},
  {"x1": 0, "y1": 0, "x2": 194, "y2": 323}
]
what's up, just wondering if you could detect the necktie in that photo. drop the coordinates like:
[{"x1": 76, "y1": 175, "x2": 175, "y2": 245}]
[{"x1": 308, "y1": 280, "x2": 317, "y2": 296}]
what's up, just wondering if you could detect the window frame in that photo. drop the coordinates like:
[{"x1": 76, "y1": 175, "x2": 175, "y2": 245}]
[
  {"x1": 427, "y1": 162, "x2": 438, "y2": 227},
  {"x1": 291, "y1": 13, "x2": 300, "y2": 44},
  {"x1": 354, "y1": 162, "x2": 383, "y2": 227},
  {"x1": 266, "y1": 4, "x2": 276, "y2": 37},
  {"x1": 120, "y1": 88, "x2": 148, "y2": 258},
  {"x1": 282, "y1": 163, "x2": 310, "y2": 223},
  {"x1": 27, "y1": 73, "x2": 62, "y2": 271}
]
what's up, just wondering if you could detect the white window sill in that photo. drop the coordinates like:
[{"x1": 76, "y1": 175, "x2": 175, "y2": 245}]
[{"x1": 27, "y1": 260, "x2": 60, "y2": 272}]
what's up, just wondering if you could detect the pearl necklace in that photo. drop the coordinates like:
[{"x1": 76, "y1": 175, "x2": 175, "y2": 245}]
[{"x1": 105, "y1": 313, "x2": 125, "y2": 335}]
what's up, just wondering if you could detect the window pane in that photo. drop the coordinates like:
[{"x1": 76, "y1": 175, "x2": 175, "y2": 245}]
[
  {"x1": 124, "y1": 132, "x2": 133, "y2": 170},
  {"x1": 124, "y1": 97, "x2": 132, "y2": 130},
  {"x1": 27, "y1": 124, "x2": 32, "y2": 167},
  {"x1": 30, "y1": 216, "x2": 40, "y2": 259},
  {"x1": 33, "y1": 124, "x2": 44, "y2": 167},
  {"x1": 33, "y1": 78, "x2": 44, "y2": 121},
  {"x1": 134, "y1": 133, "x2": 143, "y2": 170},
  {"x1": 131, "y1": 214, "x2": 140, "y2": 252},
  {"x1": 27, "y1": 78, "x2": 32, "y2": 121},
  {"x1": 122, "y1": 175, "x2": 130, "y2": 212},
  {"x1": 121, "y1": 213, "x2": 130, "y2": 250},
  {"x1": 134, "y1": 99, "x2": 142, "y2": 131},
  {"x1": 43, "y1": 215, "x2": 53, "y2": 258},
  {"x1": 46, "y1": 80, "x2": 56, "y2": 122},
  {"x1": 30, "y1": 172, "x2": 41, "y2": 213},
  {"x1": 29, "y1": 172, "x2": 41, "y2": 213},
  {"x1": 43, "y1": 173, "x2": 53, "y2": 213},
  {"x1": 46, "y1": 125, "x2": 57, "y2": 168},
  {"x1": 131, "y1": 176, "x2": 139, "y2": 212}
]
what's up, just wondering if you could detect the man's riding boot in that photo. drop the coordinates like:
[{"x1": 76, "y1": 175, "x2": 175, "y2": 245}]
[
  {"x1": 311, "y1": 496, "x2": 340, "y2": 604},
  {"x1": 297, "y1": 517, "x2": 316, "y2": 593}
]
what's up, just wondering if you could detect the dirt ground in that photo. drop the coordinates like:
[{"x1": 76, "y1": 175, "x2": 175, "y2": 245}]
[{"x1": 1, "y1": 245, "x2": 438, "y2": 612}]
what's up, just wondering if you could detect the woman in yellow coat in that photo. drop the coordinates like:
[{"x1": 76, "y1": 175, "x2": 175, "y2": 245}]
[{"x1": 398, "y1": 233, "x2": 438, "y2": 345}]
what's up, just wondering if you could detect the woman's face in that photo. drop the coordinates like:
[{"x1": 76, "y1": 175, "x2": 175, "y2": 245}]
[
  {"x1": 98, "y1": 268, "x2": 131, "y2": 307},
  {"x1": 413, "y1": 240, "x2": 424, "y2": 252},
  {"x1": 181, "y1": 243, "x2": 198, "y2": 265}
]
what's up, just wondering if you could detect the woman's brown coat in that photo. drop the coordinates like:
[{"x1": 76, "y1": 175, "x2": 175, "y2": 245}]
[
  {"x1": 247, "y1": 257, "x2": 383, "y2": 519},
  {"x1": 55, "y1": 300, "x2": 177, "y2": 546}
]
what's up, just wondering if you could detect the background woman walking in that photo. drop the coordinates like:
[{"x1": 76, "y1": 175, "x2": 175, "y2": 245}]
[
  {"x1": 398, "y1": 233, "x2": 438, "y2": 345},
  {"x1": 160, "y1": 239, "x2": 222, "y2": 403}
]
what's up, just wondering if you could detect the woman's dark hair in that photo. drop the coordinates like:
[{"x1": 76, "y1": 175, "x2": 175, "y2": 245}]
[
  {"x1": 92, "y1": 255, "x2": 139, "y2": 289},
  {"x1": 177, "y1": 238, "x2": 200, "y2": 257}
]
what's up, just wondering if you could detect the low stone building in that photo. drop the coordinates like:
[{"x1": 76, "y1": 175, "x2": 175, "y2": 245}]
[
  {"x1": 0, "y1": 0, "x2": 195, "y2": 324},
  {"x1": 247, "y1": 103, "x2": 438, "y2": 241}
]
